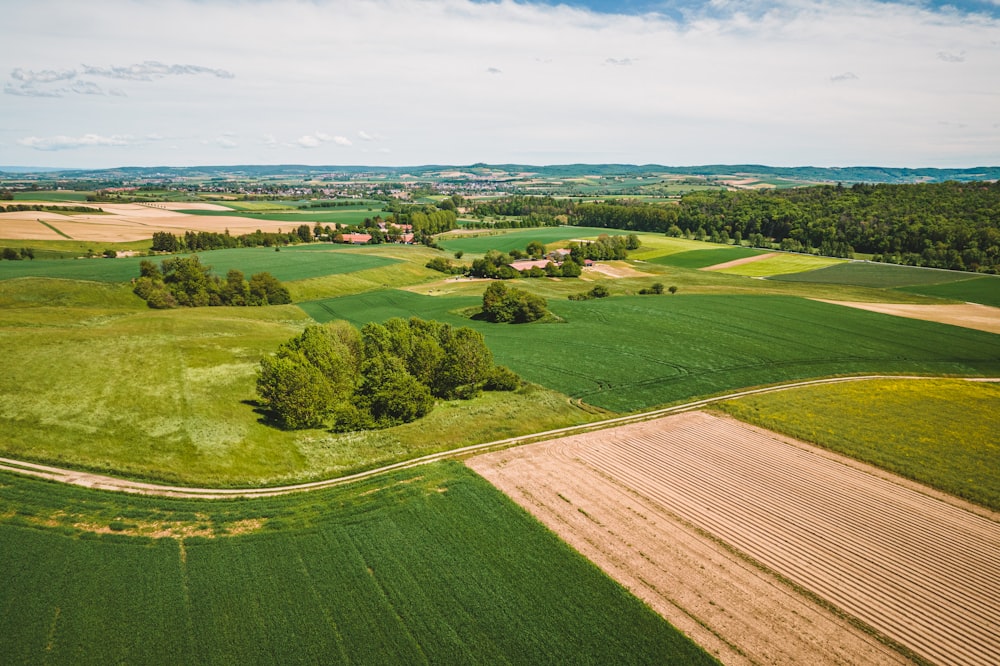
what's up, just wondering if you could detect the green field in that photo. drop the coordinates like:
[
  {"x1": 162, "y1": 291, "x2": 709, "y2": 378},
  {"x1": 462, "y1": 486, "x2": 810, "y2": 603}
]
[
  {"x1": 303, "y1": 290, "x2": 1000, "y2": 413},
  {"x1": 10, "y1": 190, "x2": 92, "y2": 202},
  {"x1": 183, "y1": 208, "x2": 387, "y2": 226},
  {"x1": 436, "y1": 226, "x2": 630, "y2": 254},
  {"x1": 896, "y1": 275, "x2": 1000, "y2": 308},
  {"x1": 713, "y1": 253, "x2": 844, "y2": 277},
  {"x1": 717, "y1": 378, "x2": 1000, "y2": 510},
  {"x1": 646, "y1": 246, "x2": 767, "y2": 270},
  {"x1": 772, "y1": 261, "x2": 982, "y2": 288},
  {"x1": 0, "y1": 244, "x2": 399, "y2": 284},
  {"x1": 0, "y1": 462, "x2": 714, "y2": 665}
]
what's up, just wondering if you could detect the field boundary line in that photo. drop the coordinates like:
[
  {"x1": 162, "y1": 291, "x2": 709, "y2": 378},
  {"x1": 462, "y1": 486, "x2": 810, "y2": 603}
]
[{"x1": 0, "y1": 375, "x2": 996, "y2": 499}]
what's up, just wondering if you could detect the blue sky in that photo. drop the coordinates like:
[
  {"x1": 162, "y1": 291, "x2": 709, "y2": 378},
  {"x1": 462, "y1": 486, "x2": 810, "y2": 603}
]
[{"x1": 2, "y1": 0, "x2": 998, "y2": 168}]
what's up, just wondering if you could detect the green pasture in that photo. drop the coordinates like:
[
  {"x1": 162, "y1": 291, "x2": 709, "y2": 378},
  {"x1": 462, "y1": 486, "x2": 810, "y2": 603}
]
[
  {"x1": 627, "y1": 235, "x2": 715, "y2": 261},
  {"x1": 0, "y1": 462, "x2": 714, "y2": 665},
  {"x1": 10, "y1": 191, "x2": 92, "y2": 202},
  {"x1": 0, "y1": 244, "x2": 399, "y2": 284},
  {"x1": 646, "y1": 246, "x2": 767, "y2": 270},
  {"x1": 303, "y1": 290, "x2": 1000, "y2": 413},
  {"x1": 0, "y1": 279, "x2": 592, "y2": 486},
  {"x1": 896, "y1": 275, "x2": 1000, "y2": 308},
  {"x1": 0, "y1": 239, "x2": 150, "y2": 261},
  {"x1": 184, "y1": 208, "x2": 385, "y2": 226},
  {"x1": 718, "y1": 378, "x2": 1000, "y2": 510},
  {"x1": 772, "y1": 261, "x2": 981, "y2": 288},
  {"x1": 436, "y1": 226, "x2": 630, "y2": 254},
  {"x1": 713, "y1": 253, "x2": 845, "y2": 277}
]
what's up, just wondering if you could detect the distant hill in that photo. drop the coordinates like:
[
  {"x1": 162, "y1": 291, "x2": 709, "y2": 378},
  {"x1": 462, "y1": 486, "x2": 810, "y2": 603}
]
[{"x1": 2, "y1": 163, "x2": 999, "y2": 184}]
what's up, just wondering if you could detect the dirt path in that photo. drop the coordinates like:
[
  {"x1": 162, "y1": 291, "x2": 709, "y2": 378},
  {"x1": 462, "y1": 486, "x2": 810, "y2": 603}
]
[
  {"x1": 0, "y1": 376, "x2": 995, "y2": 500},
  {"x1": 468, "y1": 411, "x2": 1000, "y2": 666},
  {"x1": 817, "y1": 299, "x2": 1000, "y2": 335}
]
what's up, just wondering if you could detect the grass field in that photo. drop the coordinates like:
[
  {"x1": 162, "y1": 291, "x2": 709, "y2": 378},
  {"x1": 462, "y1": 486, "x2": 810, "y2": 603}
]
[
  {"x1": 304, "y1": 290, "x2": 1000, "y2": 413},
  {"x1": 896, "y1": 275, "x2": 1000, "y2": 308},
  {"x1": 0, "y1": 239, "x2": 151, "y2": 260},
  {"x1": 435, "y1": 226, "x2": 630, "y2": 254},
  {"x1": 717, "y1": 378, "x2": 1000, "y2": 510},
  {"x1": 0, "y1": 279, "x2": 594, "y2": 486},
  {"x1": 713, "y1": 253, "x2": 844, "y2": 277},
  {"x1": 183, "y1": 208, "x2": 386, "y2": 226},
  {"x1": 0, "y1": 244, "x2": 399, "y2": 284},
  {"x1": 10, "y1": 191, "x2": 92, "y2": 202},
  {"x1": 646, "y1": 246, "x2": 767, "y2": 270},
  {"x1": 0, "y1": 463, "x2": 716, "y2": 665},
  {"x1": 772, "y1": 261, "x2": 983, "y2": 288}
]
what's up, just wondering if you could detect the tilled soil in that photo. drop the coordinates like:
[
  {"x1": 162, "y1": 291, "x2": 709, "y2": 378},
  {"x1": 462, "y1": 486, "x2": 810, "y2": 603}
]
[{"x1": 468, "y1": 411, "x2": 1000, "y2": 666}]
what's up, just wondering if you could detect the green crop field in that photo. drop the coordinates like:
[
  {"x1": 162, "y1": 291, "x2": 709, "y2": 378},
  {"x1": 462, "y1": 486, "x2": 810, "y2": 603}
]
[
  {"x1": 10, "y1": 190, "x2": 92, "y2": 202},
  {"x1": 0, "y1": 463, "x2": 716, "y2": 665},
  {"x1": 304, "y1": 290, "x2": 1000, "y2": 413},
  {"x1": 772, "y1": 261, "x2": 981, "y2": 288},
  {"x1": 717, "y1": 378, "x2": 1000, "y2": 510},
  {"x1": 183, "y1": 208, "x2": 386, "y2": 226},
  {"x1": 646, "y1": 246, "x2": 767, "y2": 270},
  {"x1": 0, "y1": 244, "x2": 399, "y2": 284},
  {"x1": 436, "y1": 226, "x2": 630, "y2": 254},
  {"x1": 896, "y1": 275, "x2": 1000, "y2": 308},
  {"x1": 713, "y1": 253, "x2": 845, "y2": 277}
]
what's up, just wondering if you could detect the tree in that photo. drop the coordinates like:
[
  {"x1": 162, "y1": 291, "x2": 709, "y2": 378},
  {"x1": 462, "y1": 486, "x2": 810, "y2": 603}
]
[
  {"x1": 437, "y1": 327, "x2": 495, "y2": 396},
  {"x1": 248, "y1": 272, "x2": 291, "y2": 305},
  {"x1": 481, "y1": 282, "x2": 549, "y2": 323},
  {"x1": 256, "y1": 352, "x2": 334, "y2": 429},
  {"x1": 526, "y1": 240, "x2": 546, "y2": 258}
]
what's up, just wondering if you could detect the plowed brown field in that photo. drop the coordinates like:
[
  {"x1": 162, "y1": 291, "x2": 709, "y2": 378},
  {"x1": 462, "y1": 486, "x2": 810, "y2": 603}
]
[{"x1": 468, "y1": 411, "x2": 1000, "y2": 666}]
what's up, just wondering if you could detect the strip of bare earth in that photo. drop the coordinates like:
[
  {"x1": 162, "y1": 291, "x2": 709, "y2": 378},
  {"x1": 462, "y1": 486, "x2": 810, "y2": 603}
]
[
  {"x1": 815, "y1": 299, "x2": 1000, "y2": 335},
  {"x1": 467, "y1": 411, "x2": 1000, "y2": 666},
  {"x1": 701, "y1": 252, "x2": 778, "y2": 271}
]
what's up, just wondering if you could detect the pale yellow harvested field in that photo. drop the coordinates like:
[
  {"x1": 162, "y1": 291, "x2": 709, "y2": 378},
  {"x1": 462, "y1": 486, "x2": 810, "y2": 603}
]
[
  {"x1": 0, "y1": 216, "x2": 68, "y2": 240},
  {"x1": 0, "y1": 204, "x2": 294, "y2": 242},
  {"x1": 819, "y1": 299, "x2": 1000, "y2": 335},
  {"x1": 468, "y1": 411, "x2": 1000, "y2": 666},
  {"x1": 583, "y1": 261, "x2": 653, "y2": 278}
]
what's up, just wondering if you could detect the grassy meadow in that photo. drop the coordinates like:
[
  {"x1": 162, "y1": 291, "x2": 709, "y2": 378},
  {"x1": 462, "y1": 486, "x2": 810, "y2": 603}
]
[
  {"x1": 304, "y1": 289, "x2": 1000, "y2": 413},
  {"x1": 713, "y1": 253, "x2": 844, "y2": 276},
  {"x1": 896, "y1": 275, "x2": 1000, "y2": 308},
  {"x1": 646, "y1": 246, "x2": 767, "y2": 269},
  {"x1": 717, "y1": 378, "x2": 1000, "y2": 511},
  {"x1": 0, "y1": 462, "x2": 715, "y2": 665},
  {"x1": 0, "y1": 244, "x2": 400, "y2": 283}
]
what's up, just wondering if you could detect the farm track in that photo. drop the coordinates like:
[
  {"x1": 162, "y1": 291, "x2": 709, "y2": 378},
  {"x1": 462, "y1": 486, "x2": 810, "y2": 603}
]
[
  {"x1": 0, "y1": 375, "x2": 996, "y2": 499},
  {"x1": 469, "y1": 411, "x2": 1000, "y2": 666}
]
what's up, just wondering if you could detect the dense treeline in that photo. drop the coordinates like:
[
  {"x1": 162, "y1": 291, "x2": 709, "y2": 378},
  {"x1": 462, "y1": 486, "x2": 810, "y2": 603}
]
[
  {"x1": 0, "y1": 204, "x2": 104, "y2": 213},
  {"x1": 564, "y1": 182, "x2": 1000, "y2": 272},
  {"x1": 151, "y1": 228, "x2": 315, "y2": 252},
  {"x1": 132, "y1": 256, "x2": 290, "y2": 309},
  {"x1": 257, "y1": 318, "x2": 521, "y2": 430}
]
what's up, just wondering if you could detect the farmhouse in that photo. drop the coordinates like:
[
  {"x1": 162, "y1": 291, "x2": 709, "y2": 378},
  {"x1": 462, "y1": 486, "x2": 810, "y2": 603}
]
[{"x1": 340, "y1": 232, "x2": 372, "y2": 244}]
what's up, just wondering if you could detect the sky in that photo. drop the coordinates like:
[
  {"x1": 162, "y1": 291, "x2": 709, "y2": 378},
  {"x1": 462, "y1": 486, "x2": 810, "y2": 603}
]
[{"x1": 2, "y1": 0, "x2": 999, "y2": 169}]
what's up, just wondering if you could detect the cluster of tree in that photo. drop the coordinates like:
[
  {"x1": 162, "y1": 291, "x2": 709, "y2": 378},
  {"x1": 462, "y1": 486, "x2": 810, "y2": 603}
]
[
  {"x1": 257, "y1": 318, "x2": 521, "y2": 430},
  {"x1": 0, "y1": 247, "x2": 34, "y2": 260},
  {"x1": 0, "y1": 204, "x2": 104, "y2": 213},
  {"x1": 425, "y1": 257, "x2": 465, "y2": 274},
  {"x1": 568, "y1": 284, "x2": 610, "y2": 301},
  {"x1": 132, "y1": 256, "x2": 290, "y2": 309},
  {"x1": 568, "y1": 234, "x2": 640, "y2": 261},
  {"x1": 638, "y1": 282, "x2": 677, "y2": 295},
  {"x1": 468, "y1": 249, "x2": 582, "y2": 279},
  {"x1": 561, "y1": 182, "x2": 1000, "y2": 272},
  {"x1": 392, "y1": 207, "x2": 457, "y2": 236},
  {"x1": 481, "y1": 282, "x2": 549, "y2": 323},
  {"x1": 151, "y1": 227, "x2": 315, "y2": 253}
]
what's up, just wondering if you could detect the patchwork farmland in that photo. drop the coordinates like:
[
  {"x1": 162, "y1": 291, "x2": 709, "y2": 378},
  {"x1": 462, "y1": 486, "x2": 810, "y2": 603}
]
[{"x1": 468, "y1": 410, "x2": 1000, "y2": 666}]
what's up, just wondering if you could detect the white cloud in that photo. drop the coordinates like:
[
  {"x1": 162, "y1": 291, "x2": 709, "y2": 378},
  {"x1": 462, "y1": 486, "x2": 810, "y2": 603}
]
[
  {"x1": 216, "y1": 136, "x2": 239, "y2": 149},
  {"x1": 17, "y1": 134, "x2": 133, "y2": 151},
  {"x1": 81, "y1": 61, "x2": 234, "y2": 81},
  {"x1": 2, "y1": 0, "x2": 998, "y2": 167}
]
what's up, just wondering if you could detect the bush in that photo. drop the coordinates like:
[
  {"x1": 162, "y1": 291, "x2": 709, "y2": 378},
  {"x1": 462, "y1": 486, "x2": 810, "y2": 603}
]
[
  {"x1": 485, "y1": 365, "x2": 522, "y2": 391},
  {"x1": 481, "y1": 282, "x2": 549, "y2": 323}
]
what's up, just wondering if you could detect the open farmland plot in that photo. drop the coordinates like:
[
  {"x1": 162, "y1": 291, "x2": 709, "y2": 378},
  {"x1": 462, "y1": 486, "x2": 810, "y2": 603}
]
[
  {"x1": 897, "y1": 275, "x2": 1000, "y2": 308},
  {"x1": 304, "y1": 291, "x2": 1000, "y2": 413},
  {"x1": 436, "y1": 226, "x2": 631, "y2": 254},
  {"x1": 0, "y1": 463, "x2": 715, "y2": 665},
  {"x1": 712, "y1": 252, "x2": 845, "y2": 277},
  {"x1": 646, "y1": 246, "x2": 766, "y2": 270},
  {"x1": 0, "y1": 244, "x2": 399, "y2": 283},
  {"x1": 772, "y1": 261, "x2": 983, "y2": 288},
  {"x1": 468, "y1": 411, "x2": 1000, "y2": 666}
]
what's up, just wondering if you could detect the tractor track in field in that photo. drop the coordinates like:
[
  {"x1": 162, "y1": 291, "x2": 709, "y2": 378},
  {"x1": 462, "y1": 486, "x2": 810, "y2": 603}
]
[
  {"x1": 0, "y1": 375, "x2": 996, "y2": 500},
  {"x1": 468, "y1": 409, "x2": 1000, "y2": 666}
]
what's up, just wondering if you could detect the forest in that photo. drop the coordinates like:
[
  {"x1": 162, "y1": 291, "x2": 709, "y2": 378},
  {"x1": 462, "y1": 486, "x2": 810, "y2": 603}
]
[{"x1": 561, "y1": 182, "x2": 1000, "y2": 272}]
